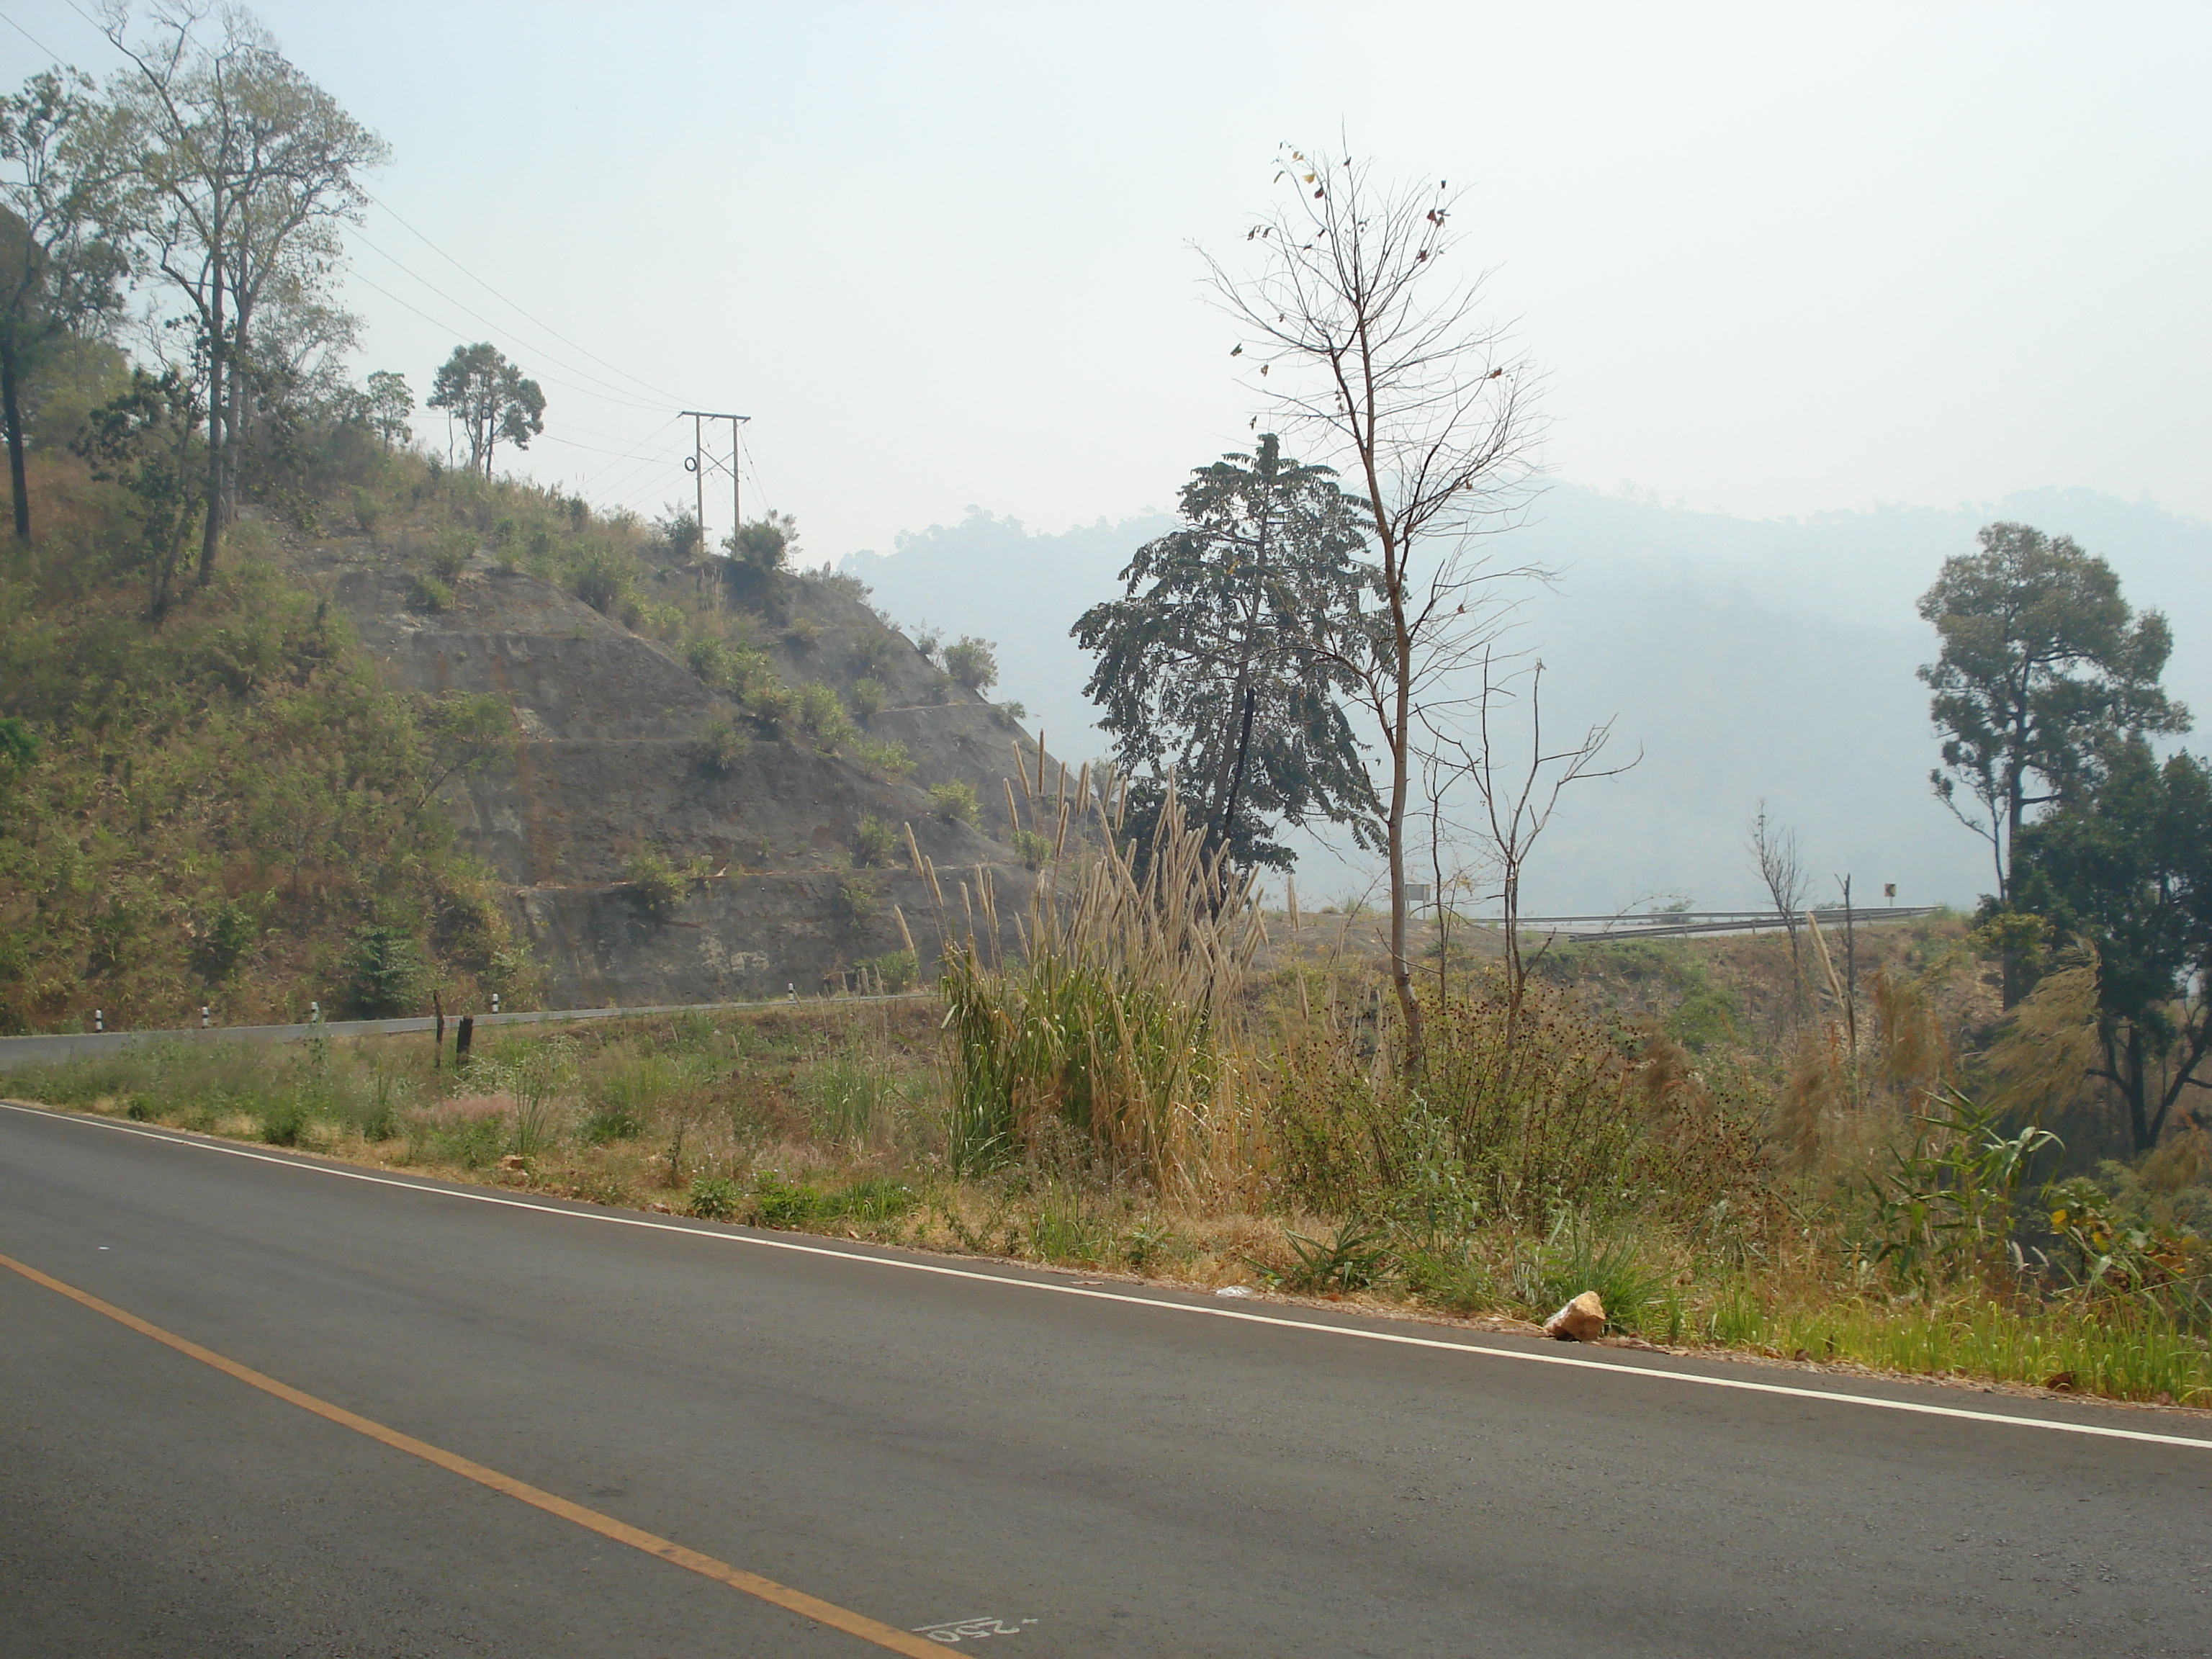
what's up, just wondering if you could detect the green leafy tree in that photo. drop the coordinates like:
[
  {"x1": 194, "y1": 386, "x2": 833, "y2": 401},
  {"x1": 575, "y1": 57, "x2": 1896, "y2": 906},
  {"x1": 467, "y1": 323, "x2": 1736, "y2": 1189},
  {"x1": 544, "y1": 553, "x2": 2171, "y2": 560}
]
[
  {"x1": 70, "y1": 367, "x2": 204, "y2": 617},
  {"x1": 726, "y1": 510, "x2": 798, "y2": 573},
  {"x1": 427, "y1": 343, "x2": 544, "y2": 477},
  {"x1": 1, "y1": 67, "x2": 129, "y2": 540},
  {"x1": 1074, "y1": 433, "x2": 1377, "y2": 872},
  {"x1": 411, "y1": 691, "x2": 513, "y2": 809},
  {"x1": 103, "y1": 6, "x2": 387, "y2": 579},
  {"x1": 343, "y1": 922, "x2": 422, "y2": 1017},
  {"x1": 363, "y1": 368, "x2": 410, "y2": 452},
  {"x1": 941, "y1": 634, "x2": 997, "y2": 693},
  {"x1": 655, "y1": 503, "x2": 702, "y2": 561},
  {"x1": 2009, "y1": 737, "x2": 2212, "y2": 1154},
  {"x1": 1919, "y1": 522, "x2": 2188, "y2": 904}
]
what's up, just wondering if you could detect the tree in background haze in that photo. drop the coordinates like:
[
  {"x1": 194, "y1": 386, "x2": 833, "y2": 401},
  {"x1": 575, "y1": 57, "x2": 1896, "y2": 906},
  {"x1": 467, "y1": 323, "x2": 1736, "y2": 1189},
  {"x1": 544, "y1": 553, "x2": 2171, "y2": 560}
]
[
  {"x1": 1, "y1": 68, "x2": 128, "y2": 540},
  {"x1": 1749, "y1": 801, "x2": 1812, "y2": 992},
  {"x1": 363, "y1": 368, "x2": 410, "y2": 451},
  {"x1": 2010, "y1": 736, "x2": 2212, "y2": 1153},
  {"x1": 428, "y1": 342, "x2": 543, "y2": 478},
  {"x1": 1919, "y1": 521, "x2": 2187, "y2": 907},
  {"x1": 1208, "y1": 147, "x2": 1542, "y2": 1062},
  {"x1": 1074, "y1": 433, "x2": 1379, "y2": 873},
  {"x1": 102, "y1": 5, "x2": 387, "y2": 580}
]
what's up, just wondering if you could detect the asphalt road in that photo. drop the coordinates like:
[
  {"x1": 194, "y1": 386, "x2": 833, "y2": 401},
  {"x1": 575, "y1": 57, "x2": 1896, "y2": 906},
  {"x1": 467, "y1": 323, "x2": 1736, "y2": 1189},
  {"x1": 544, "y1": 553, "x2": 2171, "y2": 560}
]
[{"x1": 4, "y1": 1102, "x2": 2209, "y2": 1659}]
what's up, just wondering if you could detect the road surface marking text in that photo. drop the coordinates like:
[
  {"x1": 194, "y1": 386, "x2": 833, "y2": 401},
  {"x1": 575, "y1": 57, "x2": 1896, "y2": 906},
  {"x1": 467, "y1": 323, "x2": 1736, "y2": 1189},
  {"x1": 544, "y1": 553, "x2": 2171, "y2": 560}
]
[
  {"x1": 7, "y1": 1100, "x2": 2211, "y2": 1453},
  {"x1": 0, "y1": 1248, "x2": 948, "y2": 1659},
  {"x1": 913, "y1": 1615, "x2": 1038, "y2": 1643}
]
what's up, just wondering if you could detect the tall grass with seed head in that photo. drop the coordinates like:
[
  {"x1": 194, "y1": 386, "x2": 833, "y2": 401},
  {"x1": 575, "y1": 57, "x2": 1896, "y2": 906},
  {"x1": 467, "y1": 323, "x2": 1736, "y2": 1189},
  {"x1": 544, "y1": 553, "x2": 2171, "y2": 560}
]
[{"x1": 922, "y1": 753, "x2": 1267, "y2": 1192}]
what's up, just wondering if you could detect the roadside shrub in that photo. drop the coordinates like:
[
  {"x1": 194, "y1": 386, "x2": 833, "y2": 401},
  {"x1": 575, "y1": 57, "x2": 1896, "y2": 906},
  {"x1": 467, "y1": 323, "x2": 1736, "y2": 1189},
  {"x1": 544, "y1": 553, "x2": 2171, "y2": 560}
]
[
  {"x1": 850, "y1": 634, "x2": 894, "y2": 678},
  {"x1": 853, "y1": 814, "x2": 898, "y2": 867},
  {"x1": 570, "y1": 547, "x2": 634, "y2": 615},
  {"x1": 351, "y1": 488, "x2": 381, "y2": 536},
  {"x1": 832, "y1": 873, "x2": 881, "y2": 933},
  {"x1": 750, "y1": 1173, "x2": 824, "y2": 1228},
  {"x1": 747, "y1": 680, "x2": 799, "y2": 738},
  {"x1": 785, "y1": 616, "x2": 821, "y2": 654},
  {"x1": 408, "y1": 573, "x2": 453, "y2": 613},
  {"x1": 1012, "y1": 828, "x2": 1051, "y2": 871},
  {"x1": 930, "y1": 781, "x2": 979, "y2": 825},
  {"x1": 850, "y1": 677, "x2": 886, "y2": 721},
  {"x1": 429, "y1": 528, "x2": 473, "y2": 581},
  {"x1": 695, "y1": 719, "x2": 745, "y2": 774},
  {"x1": 796, "y1": 682, "x2": 854, "y2": 752},
  {"x1": 943, "y1": 635, "x2": 997, "y2": 691},
  {"x1": 193, "y1": 896, "x2": 258, "y2": 982},
  {"x1": 624, "y1": 850, "x2": 692, "y2": 917},
  {"x1": 852, "y1": 737, "x2": 913, "y2": 781},
  {"x1": 686, "y1": 1174, "x2": 742, "y2": 1220},
  {"x1": 685, "y1": 637, "x2": 731, "y2": 683}
]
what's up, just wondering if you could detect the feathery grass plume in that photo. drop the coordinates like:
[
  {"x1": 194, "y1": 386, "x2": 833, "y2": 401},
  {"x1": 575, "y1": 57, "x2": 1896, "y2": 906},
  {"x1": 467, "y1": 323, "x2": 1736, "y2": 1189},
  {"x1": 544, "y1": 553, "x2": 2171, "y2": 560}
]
[
  {"x1": 1776, "y1": 1022, "x2": 1842, "y2": 1176},
  {"x1": 936, "y1": 783, "x2": 1265, "y2": 1190},
  {"x1": 1981, "y1": 947, "x2": 2104, "y2": 1122}
]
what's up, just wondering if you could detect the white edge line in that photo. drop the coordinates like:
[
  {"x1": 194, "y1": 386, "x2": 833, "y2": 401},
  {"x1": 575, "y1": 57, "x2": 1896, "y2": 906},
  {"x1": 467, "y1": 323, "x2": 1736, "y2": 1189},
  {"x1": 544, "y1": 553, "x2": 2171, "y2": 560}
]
[{"x1": 9, "y1": 1100, "x2": 2211, "y2": 1453}]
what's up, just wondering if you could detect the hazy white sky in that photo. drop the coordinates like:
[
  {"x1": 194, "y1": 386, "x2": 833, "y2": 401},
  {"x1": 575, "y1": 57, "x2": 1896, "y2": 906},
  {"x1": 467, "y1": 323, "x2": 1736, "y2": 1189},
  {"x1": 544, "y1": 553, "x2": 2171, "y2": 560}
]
[{"x1": 9, "y1": 1, "x2": 2208, "y2": 558}]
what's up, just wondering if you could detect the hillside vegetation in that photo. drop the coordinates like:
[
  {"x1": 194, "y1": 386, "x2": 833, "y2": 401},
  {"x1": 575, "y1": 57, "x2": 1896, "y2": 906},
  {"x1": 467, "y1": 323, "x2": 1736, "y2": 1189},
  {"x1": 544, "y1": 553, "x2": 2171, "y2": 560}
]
[{"x1": 0, "y1": 455, "x2": 528, "y2": 1032}]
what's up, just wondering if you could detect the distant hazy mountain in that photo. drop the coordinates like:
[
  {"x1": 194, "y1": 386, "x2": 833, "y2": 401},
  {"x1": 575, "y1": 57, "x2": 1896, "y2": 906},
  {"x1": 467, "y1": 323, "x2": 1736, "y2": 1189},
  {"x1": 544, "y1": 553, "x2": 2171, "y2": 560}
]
[{"x1": 842, "y1": 486, "x2": 2211, "y2": 913}]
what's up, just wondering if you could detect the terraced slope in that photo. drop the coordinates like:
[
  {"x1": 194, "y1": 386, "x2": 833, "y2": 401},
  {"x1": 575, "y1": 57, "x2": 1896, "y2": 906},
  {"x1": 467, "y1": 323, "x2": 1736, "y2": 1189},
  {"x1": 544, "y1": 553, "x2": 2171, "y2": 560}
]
[{"x1": 307, "y1": 540, "x2": 1060, "y2": 1007}]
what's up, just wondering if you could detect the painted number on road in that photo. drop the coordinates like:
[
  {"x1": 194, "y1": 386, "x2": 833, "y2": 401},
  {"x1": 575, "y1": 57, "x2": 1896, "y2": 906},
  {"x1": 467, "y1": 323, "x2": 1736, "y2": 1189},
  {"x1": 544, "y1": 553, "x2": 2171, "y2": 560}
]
[{"x1": 912, "y1": 1615, "x2": 1038, "y2": 1644}]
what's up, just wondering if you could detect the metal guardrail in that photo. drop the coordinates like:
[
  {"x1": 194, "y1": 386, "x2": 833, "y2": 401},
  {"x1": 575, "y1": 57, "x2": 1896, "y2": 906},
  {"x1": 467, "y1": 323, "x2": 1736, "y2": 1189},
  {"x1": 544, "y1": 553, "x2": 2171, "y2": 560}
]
[{"x1": 1453, "y1": 906, "x2": 1940, "y2": 943}]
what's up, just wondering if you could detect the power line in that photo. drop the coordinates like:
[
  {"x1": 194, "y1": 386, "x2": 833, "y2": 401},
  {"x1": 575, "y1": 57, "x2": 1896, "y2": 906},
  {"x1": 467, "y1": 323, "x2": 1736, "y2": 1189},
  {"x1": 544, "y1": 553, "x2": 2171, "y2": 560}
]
[
  {"x1": 572, "y1": 415, "x2": 688, "y2": 495},
  {"x1": 361, "y1": 191, "x2": 683, "y2": 405},
  {"x1": 0, "y1": 7, "x2": 63, "y2": 57},
  {"x1": 349, "y1": 230, "x2": 677, "y2": 411},
  {"x1": 594, "y1": 448, "x2": 691, "y2": 510},
  {"x1": 342, "y1": 266, "x2": 666, "y2": 413}
]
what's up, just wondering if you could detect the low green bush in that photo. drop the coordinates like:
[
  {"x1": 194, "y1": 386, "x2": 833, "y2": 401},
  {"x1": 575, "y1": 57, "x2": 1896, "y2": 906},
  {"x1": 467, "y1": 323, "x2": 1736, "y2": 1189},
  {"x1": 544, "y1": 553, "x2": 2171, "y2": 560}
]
[{"x1": 930, "y1": 781, "x2": 979, "y2": 825}]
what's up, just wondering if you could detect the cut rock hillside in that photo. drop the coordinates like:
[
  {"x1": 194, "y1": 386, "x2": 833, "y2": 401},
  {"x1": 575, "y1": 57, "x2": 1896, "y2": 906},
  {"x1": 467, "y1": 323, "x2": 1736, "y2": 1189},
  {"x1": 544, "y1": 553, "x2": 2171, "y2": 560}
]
[{"x1": 302, "y1": 534, "x2": 1069, "y2": 1007}]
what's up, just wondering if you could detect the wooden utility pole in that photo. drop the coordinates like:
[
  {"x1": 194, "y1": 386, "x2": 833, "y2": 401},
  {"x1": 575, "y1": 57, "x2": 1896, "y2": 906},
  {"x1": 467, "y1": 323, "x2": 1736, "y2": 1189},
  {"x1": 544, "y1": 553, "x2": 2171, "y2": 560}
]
[{"x1": 682, "y1": 411, "x2": 750, "y2": 558}]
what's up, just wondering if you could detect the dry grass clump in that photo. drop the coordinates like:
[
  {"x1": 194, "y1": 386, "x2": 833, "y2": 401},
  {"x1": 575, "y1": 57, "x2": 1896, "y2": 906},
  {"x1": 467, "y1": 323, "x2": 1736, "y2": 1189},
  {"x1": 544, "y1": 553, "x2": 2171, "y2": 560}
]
[{"x1": 931, "y1": 770, "x2": 1267, "y2": 1195}]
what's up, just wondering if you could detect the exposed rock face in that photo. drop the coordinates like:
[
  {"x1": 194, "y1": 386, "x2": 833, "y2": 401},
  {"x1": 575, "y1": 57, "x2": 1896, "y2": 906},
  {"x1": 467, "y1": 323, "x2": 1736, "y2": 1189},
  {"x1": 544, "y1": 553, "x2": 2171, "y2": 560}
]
[
  {"x1": 313, "y1": 546, "x2": 1068, "y2": 1007},
  {"x1": 1544, "y1": 1291, "x2": 1606, "y2": 1341}
]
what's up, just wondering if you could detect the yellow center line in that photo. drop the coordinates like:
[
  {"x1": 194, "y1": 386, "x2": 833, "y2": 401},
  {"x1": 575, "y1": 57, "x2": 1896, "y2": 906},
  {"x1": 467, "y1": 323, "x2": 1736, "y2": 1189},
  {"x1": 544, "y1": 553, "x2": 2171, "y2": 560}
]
[{"x1": 0, "y1": 1249, "x2": 948, "y2": 1659}]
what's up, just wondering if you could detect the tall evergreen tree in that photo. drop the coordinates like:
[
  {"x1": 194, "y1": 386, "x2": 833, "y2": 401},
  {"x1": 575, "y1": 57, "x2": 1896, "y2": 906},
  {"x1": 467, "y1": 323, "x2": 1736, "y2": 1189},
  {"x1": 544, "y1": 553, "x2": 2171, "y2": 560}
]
[
  {"x1": 2010, "y1": 737, "x2": 2212, "y2": 1153},
  {"x1": 1919, "y1": 521, "x2": 2187, "y2": 904},
  {"x1": 1074, "y1": 434, "x2": 1377, "y2": 872}
]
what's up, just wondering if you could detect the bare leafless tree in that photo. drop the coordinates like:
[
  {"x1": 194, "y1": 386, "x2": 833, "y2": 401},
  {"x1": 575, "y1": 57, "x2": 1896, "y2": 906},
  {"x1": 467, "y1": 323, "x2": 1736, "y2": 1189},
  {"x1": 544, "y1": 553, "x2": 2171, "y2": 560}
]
[
  {"x1": 1208, "y1": 146, "x2": 1544, "y2": 1065},
  {"x1": 1748, "y1": 801, "x2": 1810, "y2": 994},
  {"x1": 1433, "y1": 652, "x2": 1631, "y2": 1040}
]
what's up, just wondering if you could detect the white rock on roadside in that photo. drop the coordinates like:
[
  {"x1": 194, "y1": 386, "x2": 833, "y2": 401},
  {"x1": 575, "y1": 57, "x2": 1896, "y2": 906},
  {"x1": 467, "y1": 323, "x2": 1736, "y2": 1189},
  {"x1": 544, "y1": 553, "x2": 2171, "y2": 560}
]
[
  {"x1": 1543, "y1": 1290, "x2": 1606, "y2": 1341},
  {"x1": 1215, "y1": 1285, "x2": 1254, "y2": 1298}
]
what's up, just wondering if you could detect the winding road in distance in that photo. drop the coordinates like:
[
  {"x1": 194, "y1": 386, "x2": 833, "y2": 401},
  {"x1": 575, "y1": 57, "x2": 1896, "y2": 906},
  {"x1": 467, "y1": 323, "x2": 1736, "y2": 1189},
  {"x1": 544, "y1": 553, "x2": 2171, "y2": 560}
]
[{"x1": 4, "y1": 1100, "x2": 2208, "y2": 1658}]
